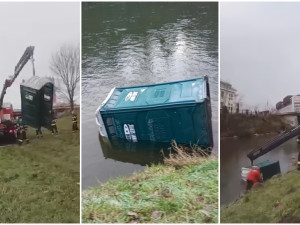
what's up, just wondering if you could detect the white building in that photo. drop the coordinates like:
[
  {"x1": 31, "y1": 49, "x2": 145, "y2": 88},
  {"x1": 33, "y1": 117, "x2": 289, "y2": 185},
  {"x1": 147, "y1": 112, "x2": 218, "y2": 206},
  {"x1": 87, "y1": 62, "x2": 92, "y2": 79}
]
[
  {"x1": 276, "y1": 95, "x2": 300, "y2": 114},
  {"x1": 220, "y1": 81, "x2": 238, "y2": 113},
  {"x1": 276, "y1": 95, "x2": 300, "y2": 126}
]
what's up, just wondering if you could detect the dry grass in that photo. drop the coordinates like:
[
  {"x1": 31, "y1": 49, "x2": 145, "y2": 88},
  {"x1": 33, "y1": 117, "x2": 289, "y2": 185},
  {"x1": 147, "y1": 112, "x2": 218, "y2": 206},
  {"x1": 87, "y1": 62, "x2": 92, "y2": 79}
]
[
  {"x1": 163, "y1": 140, "x2": 213, "y2": 168},
  {"x1": 82, "y1": 141, "x2": 218, "y2": 223},
  {"x1": 82, "y1": 158, "x2": 218, "y2": 223}
]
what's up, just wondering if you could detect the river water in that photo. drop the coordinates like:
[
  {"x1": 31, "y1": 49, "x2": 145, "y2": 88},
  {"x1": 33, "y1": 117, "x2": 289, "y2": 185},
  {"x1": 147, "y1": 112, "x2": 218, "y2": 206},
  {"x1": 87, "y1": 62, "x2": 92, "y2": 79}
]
[
  {"x1": 221, "y1": 135, "x2": 300, "y2": 205},
  {"x1": 81, "y1": 2, "x2": 218, "y2": 189}
]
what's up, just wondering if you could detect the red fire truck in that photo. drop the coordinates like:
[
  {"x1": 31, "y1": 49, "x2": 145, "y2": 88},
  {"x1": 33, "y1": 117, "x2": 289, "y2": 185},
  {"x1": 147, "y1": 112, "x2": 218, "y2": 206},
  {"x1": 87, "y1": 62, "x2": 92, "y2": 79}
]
[
  {"x1": 0, "y1": 46, "x2": 35, "y2": 141},
  {"x1": 0, "y1": 103, "x2": 16, "y2": 139}
]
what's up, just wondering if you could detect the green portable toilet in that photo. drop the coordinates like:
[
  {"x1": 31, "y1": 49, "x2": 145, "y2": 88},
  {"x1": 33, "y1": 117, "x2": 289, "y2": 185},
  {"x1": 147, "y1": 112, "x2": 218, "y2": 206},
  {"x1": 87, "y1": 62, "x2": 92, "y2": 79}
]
[
  {"x1": 96, "y1": 76, "x2": 213, "y2": 148},
  {"x1": 20, "y1": 76, "x2": 54, "y2": 130}
]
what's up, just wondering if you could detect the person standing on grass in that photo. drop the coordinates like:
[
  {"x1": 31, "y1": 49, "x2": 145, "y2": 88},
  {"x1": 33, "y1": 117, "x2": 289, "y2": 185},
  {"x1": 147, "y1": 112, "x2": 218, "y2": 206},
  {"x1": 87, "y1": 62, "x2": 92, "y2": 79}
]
[
  {"x1": 72, "y1": 111, "x2": 79, "y2": 133},
  {"x1": 246, "y1": 166, "x2": 262, "y2": 190},
  {"x1": 297, "y1": 116, "x2": 300, "y2": 170},
  {"x1": 15, "y1": 117, "x2": 29, "y2": 144},
  {"x1": 297, "y1": 152, "x2": 300, "y2": 170},
  {"x1": 16, "y1": 123, "x2": 22, "y2": 144},
  {"x1": 36, "y1": 126, "x2": 43, "y2": 138},
  {"x1": 51, "y1": 112, "x2": 58, "y2": 135},
  {"x1": 17, "y1": 124, "x2": 29, "y2": 145}
]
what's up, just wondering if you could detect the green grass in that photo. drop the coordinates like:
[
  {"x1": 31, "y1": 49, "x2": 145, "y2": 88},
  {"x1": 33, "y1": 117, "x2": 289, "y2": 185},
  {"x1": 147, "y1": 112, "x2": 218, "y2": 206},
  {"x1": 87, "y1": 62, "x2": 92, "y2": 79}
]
[
  {"x1": 82, "y1": 158, "x2": 218, "y2": 223},
  {"x1": 221, "y1": 170, "x2": 300, "y2": 223},
  {"x1": 0, "y1": 115, "x2": 80, "y2": 223}
]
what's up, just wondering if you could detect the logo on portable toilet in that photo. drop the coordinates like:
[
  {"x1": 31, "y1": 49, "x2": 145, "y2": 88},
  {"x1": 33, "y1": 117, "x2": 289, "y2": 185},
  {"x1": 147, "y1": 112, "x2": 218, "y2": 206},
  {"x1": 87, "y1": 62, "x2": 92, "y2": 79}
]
[
  {"x1": 125, "y1": 92, "x2": 138, "y2": 102},
  {"x1": 125, "y1": 92, "x2": 132, "y2": 102},
  {"x1": 123, "y1": 124, "x2": 137, "y2": 142},
  {"x1": 124, "y1": 124, "x2": 131, "y2": 141},
  {"x1": 128, "y1": 124, "x2": 137, "y2": 142}
]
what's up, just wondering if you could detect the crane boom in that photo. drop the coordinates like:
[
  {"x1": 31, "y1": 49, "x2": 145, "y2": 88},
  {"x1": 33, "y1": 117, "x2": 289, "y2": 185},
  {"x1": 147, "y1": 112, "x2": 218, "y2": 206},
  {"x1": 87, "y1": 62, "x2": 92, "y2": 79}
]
[
  {"x1": 0, "y1": 46, "x2": 35, "y2": 108},
  {"x1": 247, "y1": 124, "x2": 300, "y2": 164}
]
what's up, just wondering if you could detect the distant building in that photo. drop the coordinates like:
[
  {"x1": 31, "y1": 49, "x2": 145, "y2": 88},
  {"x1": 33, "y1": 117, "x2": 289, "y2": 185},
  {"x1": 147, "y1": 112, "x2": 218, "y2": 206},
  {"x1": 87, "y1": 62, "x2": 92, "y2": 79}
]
[
  {"x1": 220, "y1": 81, "x2": 238, "y2": 113},
  {"x1": 276, "y1": 95, "x2": 300, "y2": 126},
  {"x1": 276, "y1": 95, "x2": 300, "y2": 114},
  {"x1": 258, "y1": 110, "x2": 270, "y2": 116}
]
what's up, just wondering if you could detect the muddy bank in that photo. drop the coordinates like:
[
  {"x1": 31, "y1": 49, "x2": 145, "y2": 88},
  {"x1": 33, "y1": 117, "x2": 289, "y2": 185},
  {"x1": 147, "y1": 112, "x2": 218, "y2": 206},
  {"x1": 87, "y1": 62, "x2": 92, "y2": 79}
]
[{"x1": 221, "y1": 114, "x2": 290, "y2": 138}]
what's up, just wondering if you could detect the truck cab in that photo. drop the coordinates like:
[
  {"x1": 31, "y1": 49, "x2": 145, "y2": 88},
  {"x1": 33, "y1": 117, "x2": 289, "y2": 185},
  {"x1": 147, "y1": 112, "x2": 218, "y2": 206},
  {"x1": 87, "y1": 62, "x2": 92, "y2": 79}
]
[{"x1": 0, "y1": 103, "x2": 16, "y2": 140}]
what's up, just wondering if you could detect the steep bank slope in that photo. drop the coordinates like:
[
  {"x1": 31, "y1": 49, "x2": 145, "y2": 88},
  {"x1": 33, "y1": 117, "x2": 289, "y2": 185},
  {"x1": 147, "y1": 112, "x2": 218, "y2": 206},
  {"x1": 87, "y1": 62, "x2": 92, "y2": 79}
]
[
  {"x1": 82, "y1": 157, "x2": 218, "y2": 223},
  {"x1": 0, "y1": 115, "x2": 80, "y2": 223},
  {"x1": 221, "y1": 169, "x2": 300, "y2": 223},
  {"x1": 221, "y1": 114, "x2": 289, "y2": 137}
]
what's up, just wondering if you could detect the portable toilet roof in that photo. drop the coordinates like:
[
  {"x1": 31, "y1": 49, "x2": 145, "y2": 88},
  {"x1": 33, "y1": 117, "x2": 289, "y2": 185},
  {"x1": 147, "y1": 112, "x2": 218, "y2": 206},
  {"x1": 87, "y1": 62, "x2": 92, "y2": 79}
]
[
  {"x1": 22, "y1": 76, "x2": 52, "y2": 90},
  {"x1": 101, "y1": 77, "x2": 208, "y2": 111}
]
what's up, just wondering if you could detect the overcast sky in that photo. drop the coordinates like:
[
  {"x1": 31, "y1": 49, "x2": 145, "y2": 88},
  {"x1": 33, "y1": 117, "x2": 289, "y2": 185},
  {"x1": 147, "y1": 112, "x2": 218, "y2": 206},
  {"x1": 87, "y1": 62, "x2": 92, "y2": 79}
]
[
  {"x1": 0, "y1": 2, "x2": 80, "y2": 109},
  {"x1": 221, "y1": 2, "x2": 300, "y2": 110}
]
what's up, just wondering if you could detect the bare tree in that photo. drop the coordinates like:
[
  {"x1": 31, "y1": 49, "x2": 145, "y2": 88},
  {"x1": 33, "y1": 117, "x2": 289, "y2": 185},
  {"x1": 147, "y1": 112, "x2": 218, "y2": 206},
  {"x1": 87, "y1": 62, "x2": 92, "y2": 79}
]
[
  {"x1": 236, "y1": 93, "x2": 244, "y2": 112},
  {"x1": 50, "y1": 44, "x2": 80, "y2": 111}
]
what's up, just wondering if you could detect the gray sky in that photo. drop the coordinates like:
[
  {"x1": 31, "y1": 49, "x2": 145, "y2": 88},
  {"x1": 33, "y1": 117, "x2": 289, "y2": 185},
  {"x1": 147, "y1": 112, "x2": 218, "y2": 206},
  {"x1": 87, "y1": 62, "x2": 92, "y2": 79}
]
[
  {"x1": 221, "y1": 2, "x2": 300, "y2": 110},
  {"x1": 0, "y1": 2, "x2": 80, "y2": 109}
]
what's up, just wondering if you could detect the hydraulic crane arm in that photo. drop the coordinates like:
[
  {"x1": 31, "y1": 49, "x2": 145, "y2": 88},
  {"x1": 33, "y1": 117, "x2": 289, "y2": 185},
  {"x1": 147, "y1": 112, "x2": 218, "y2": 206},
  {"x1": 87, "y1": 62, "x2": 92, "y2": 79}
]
[
  {"x1": 247, "y1": 124, "x2": 300, "y2": 164},
  {"x1": 14, "y1": 46, "x2": 35, "y2": 79},
  {"x1": 0, "y1": 46, "x2": 35, "y2": 108}
]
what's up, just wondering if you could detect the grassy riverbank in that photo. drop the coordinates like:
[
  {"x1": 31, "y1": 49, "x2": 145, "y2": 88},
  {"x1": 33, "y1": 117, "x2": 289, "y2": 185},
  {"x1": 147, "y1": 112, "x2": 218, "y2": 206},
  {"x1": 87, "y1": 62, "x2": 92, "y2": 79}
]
[
  {"x1": 0, "y1": 115, "x2": 80, "y2": 223},
  {"x1": 82, "y1": 145, "x2": 218, "y2": 223},
  {"x1": 221, "y1": 114, "x2": 289, "y2": 137},
  {"x1": 221, "y1": 169, "x2": 300, "y2": 223}
]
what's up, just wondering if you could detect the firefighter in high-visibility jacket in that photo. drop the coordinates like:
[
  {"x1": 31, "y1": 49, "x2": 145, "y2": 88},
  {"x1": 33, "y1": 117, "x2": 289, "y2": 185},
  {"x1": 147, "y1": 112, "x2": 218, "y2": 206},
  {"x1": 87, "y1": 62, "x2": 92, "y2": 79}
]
[
  {"x1": 297, "y1": 115, "x2": 300, "y2": 170},
  {"x1": 72, "y1": 111, "x2": 79, "y2": 133},
  {"x1": 17, "y1": 124, "x2": 29, "y2": 144},
  {"x1": 15, "y1": 117, "x2": 29, "y2": 144},
  {"x1": 298, "y1": 152, "x2": 300, "y2": 170},
  {"x1": 297, "y1": 137, "x2": 300, "y2": 170},
  {"x1": 51, "y1": 117, "x2": 58, "y2": 135},
  {"x1": 36, "y1": 126, "x2": 43, "y2": 138},
  {"x1": 246, "y1": 166, "x2": 262, "y2": 190}
]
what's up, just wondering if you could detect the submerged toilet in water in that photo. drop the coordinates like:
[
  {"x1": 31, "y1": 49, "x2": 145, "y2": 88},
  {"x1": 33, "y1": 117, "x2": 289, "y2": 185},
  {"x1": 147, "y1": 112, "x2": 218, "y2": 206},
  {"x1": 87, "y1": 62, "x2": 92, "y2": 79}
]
[{"x1": 95, "y1": 76, "x2": 213, "y2": 148}]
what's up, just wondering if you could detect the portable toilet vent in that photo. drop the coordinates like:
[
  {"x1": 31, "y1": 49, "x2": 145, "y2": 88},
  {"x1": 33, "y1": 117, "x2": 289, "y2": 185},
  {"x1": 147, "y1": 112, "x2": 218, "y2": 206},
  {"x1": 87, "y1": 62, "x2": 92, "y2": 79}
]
[{"x1": 20, "y1": 76, "x2": 54, "y2": 129}]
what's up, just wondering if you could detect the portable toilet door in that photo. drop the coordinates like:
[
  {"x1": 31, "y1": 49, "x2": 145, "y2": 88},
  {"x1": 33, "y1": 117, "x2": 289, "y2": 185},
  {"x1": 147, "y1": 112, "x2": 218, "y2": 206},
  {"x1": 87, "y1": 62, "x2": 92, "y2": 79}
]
[
  {"x1": 20, "y1": 87, "x2": 40, "y2": 128},
  {"x1": 20, "y1": 76, "x2": 54, "y2": 130},
  {"x1": 41, "y1": 83, "x2": 54, "y2": 130}
]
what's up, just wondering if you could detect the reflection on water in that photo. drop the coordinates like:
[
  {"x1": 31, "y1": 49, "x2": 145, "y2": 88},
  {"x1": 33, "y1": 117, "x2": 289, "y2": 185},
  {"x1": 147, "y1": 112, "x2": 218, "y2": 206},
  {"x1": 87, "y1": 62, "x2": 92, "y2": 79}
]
[
  {"x1": 221, "y1": 135, "x2": 300, "y2": 206},
  {"x1": 82, "y1": 2, "x2": 218, "y2": 189},
  {"x1": 99, "y1": 135, "x2": 169, "y2": 166}
]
